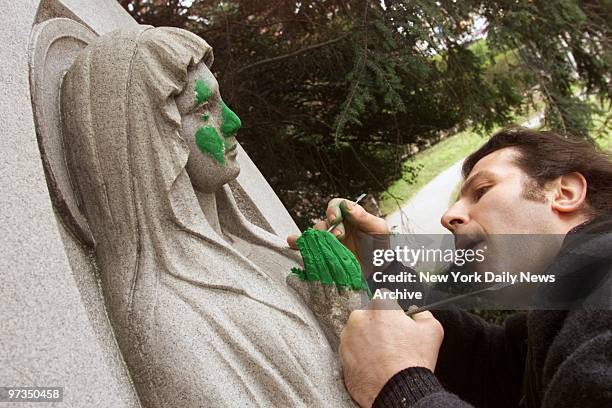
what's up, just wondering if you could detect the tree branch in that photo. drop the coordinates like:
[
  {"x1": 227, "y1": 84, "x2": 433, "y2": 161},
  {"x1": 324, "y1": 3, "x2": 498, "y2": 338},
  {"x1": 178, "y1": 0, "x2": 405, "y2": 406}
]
[{"x1": 234, "y1": 33, "x2": 351, "y2": 75}]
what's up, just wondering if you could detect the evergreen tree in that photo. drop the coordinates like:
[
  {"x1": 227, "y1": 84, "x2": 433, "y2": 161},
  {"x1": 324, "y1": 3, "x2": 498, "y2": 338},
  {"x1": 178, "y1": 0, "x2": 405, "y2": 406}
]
[{"x1": 121, "y1": 0, "x2": 610, "y2": 227}]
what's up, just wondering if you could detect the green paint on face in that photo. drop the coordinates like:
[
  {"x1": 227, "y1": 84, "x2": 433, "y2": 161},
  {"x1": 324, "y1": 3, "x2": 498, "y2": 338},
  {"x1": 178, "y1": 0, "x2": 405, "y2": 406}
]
[
  {"x1": 201, "y1": 113, "x2": 209, "y2": 121},
  {"x1": 195, "y1": 126, "x2": 225, "y2": 165},
  {"x1": 291, "y1": 228, "x2": 370, "y2": 293},
  {"x1": 220, "y1": 101, "x2": 242, "y2": 136},
  {"x1": 195, "y1": 79, "x2": 212, "y2": 104}
]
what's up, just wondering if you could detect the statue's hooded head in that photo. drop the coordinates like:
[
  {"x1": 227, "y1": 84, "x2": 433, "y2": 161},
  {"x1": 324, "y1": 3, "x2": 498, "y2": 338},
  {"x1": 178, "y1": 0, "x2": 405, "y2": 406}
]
[
  {"x1": 60, "y1": 26, "x2": 244, "y2": 246},
  {"x1": 58, "y1": 26, "x2": 312, "y2": 406}
]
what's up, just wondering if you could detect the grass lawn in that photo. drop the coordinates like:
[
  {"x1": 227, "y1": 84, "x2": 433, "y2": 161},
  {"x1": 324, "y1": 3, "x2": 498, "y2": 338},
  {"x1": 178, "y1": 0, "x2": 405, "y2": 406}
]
[{"x1": 379, "y1": 129, "x2": 486, "y2": 215}]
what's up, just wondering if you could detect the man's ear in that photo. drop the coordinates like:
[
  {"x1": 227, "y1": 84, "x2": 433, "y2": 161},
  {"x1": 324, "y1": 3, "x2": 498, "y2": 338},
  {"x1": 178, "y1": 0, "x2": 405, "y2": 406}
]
[{"x1": 551, "y1": 172, "x2": 588, "y2": 213}]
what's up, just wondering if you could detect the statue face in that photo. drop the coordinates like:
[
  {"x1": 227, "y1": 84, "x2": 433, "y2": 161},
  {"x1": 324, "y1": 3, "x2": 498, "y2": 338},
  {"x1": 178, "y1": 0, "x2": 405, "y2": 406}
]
[{"x1": 176, "y1": 62, "x2": 241, "y2": 193}]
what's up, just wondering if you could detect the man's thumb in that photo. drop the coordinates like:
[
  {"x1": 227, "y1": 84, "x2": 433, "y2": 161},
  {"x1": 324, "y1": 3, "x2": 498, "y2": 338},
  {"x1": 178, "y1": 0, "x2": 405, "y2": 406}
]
[
  {"x1": 410, "y1": 309, "x2": 435, "y2": 321},
  {"x1": 340, "y1": 200, "x2": 388, "y2": 234}
]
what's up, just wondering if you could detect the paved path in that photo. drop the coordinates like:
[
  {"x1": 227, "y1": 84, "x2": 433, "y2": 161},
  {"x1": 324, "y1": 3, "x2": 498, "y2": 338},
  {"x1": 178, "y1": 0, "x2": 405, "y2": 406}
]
[
  {"x1": 385, "y1": 114, "x2": 544, "y2": 234},
  {"x1": 385, "y1": 160, "x2": 463, "y2": 234}
]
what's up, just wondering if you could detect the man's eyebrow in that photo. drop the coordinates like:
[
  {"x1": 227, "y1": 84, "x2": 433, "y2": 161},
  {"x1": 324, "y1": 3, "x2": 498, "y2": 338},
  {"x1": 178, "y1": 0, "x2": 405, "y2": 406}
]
[{"x1": 459, "y1": 170, "x2": 496, "y2": 198}]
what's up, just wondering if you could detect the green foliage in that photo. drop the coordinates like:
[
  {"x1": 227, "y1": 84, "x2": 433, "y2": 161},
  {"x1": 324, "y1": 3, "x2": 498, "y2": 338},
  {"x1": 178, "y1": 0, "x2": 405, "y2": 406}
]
[
  {"x1": 380, "y1": 128, "x2": 487, "y2": 214},
  {"x1": 482, "y1": 0, "x2": 611, "y2": 136},
  {"x1": 591, "y1": 97, "x2": 612, "y2": 147},
  {"x1": 121, "y1": 0, "x2": 611, "y2": 228}
]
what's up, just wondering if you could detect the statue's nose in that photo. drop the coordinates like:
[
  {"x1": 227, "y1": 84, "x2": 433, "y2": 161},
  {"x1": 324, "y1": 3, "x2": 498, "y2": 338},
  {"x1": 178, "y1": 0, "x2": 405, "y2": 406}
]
[{"x1": 221, "y1": 102, "x2": 242, "y2": 137}]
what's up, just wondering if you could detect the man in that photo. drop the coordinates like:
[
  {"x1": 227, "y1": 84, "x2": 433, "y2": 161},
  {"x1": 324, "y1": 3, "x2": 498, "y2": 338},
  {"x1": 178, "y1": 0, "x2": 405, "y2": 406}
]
[{"x1": 288, "y1": 126, "x2": 612, "y2": 407}]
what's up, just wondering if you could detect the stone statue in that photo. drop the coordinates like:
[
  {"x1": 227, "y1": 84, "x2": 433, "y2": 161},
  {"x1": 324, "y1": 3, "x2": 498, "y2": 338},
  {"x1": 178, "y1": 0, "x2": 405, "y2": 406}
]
[{"x1": 54, "y1": 24, "x2": 354, "y2": 407}]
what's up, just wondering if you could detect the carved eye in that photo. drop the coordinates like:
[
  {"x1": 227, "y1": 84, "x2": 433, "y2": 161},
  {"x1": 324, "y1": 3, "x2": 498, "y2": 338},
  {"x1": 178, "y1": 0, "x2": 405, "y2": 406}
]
[{"x1": 195, "y1": 102, "x2": 209, "y2": 113}]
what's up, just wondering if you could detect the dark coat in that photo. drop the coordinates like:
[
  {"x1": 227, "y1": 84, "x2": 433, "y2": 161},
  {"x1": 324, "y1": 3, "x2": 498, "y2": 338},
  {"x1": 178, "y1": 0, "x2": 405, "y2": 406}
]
[{"x1": 374, "y1": 217, "x2": 612, "y2": 408}]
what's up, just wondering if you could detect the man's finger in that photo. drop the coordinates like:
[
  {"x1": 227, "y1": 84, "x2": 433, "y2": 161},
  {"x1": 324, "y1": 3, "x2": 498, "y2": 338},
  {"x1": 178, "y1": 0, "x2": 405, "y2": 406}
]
[
  {"x1": 287, "y1": 234, "x2": 299, "y2": 249},
  {"x1": 410, "y1": 310, "x2": 436, "y2": 321},
  {"x1": 331, "y1": 222, "x2": 345, "y2": 239},
  {"x1": 313, "y1": 220, "x2": 329, "y2": 231},
  {"x1": 367, "y1": 289, "x2": 402, "y2": 311},
  {"x1": 340, "y1": 200, "x2": 389, "y2": 234},
  {"x1": 326, "y1": 198, "x2": 344, "y2": 225}
]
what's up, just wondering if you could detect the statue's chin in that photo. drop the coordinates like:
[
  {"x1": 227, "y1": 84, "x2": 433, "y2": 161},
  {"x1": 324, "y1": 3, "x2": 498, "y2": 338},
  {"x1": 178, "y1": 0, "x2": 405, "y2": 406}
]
[
  {"x1": 189, "y1": 162, "x2": 240, "y2": 193},
  {"x1": 224, "y1": 161, "x2": 241, "y2": 185}
]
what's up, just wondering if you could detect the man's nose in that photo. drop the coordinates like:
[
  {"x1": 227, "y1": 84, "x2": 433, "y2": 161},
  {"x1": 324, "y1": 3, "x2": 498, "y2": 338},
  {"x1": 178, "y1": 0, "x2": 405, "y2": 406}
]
[{"x1": 441, "y1": 201, "x2": 469, "y2": 232}]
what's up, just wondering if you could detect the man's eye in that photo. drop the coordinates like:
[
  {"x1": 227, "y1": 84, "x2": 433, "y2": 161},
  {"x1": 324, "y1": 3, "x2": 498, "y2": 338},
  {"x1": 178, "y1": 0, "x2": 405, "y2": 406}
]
[{"x1": 474, "y1": 186, "x2": 490, "y2": 201}]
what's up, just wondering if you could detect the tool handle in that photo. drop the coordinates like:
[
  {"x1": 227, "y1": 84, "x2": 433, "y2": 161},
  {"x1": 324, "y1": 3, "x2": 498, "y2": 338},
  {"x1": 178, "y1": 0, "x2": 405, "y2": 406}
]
[{"x1": 404, "y1": 284, "x2": 504, "y2": 316}]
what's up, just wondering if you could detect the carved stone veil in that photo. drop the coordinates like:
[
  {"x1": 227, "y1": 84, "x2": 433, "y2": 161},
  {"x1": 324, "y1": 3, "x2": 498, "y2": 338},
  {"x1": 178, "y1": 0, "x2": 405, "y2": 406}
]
[{"x1": 30, "y1": 19, "x2": 354, "y2": 407}]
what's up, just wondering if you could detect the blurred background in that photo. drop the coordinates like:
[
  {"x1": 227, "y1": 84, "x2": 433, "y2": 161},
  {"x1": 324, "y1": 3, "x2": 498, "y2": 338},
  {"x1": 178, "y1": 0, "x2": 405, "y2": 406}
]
[{"x1": 120, "y1": 0, "x2": 611, "y2": 230}]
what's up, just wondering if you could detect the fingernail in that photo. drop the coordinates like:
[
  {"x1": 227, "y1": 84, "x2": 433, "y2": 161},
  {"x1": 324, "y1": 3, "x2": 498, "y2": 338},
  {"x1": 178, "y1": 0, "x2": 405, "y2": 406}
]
[
  {"x1": 341, "y1": 200, "x2": 354, "y2": 212},
  {"x1": 334, "y1": 223, "x2": 345, "y2": 238}
]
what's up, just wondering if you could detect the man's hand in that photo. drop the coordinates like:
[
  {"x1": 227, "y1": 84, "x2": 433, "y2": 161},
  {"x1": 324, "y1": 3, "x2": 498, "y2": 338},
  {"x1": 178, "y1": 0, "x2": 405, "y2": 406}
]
[
  {"x1": 287, "y1": 197, "x2": 389, "y2": 261},
  {"x1": 339, "y1": 295, "x2": 444, "y2": 408}
]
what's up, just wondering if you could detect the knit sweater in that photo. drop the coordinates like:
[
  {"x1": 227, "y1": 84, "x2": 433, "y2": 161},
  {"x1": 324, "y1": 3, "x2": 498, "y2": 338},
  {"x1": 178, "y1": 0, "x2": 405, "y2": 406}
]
[{"x1": 373, "y1": 217, "x2": 612, "y2": 408}]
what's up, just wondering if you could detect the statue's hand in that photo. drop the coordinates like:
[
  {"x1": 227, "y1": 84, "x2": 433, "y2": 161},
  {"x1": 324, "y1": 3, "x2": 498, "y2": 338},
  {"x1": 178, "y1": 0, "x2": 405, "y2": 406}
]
[
  {"x1": 286, "y1": 228, "x2": 370, "y2": 351},
  {"x1": 287, "y1": 274, "x2": 367, "y2": 352},
  {"x1": 287, "y1": 197, "x2": 389, "y2": 264}
]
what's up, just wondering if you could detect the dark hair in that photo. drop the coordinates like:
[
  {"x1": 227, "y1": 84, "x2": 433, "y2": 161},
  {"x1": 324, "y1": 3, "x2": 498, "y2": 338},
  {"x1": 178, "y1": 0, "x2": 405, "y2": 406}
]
[{"x1": 463, "y1": 125, "x2": 612, "y2": 215}]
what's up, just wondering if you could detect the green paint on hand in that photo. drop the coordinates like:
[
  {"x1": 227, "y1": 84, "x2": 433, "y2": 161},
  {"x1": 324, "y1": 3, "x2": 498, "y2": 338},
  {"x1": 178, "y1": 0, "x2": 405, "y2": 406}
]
[
  {"x1": 291, "y1": 228, "x2": 370, "y2": 293},
  {"x1": 195, "y1": 126, "x2": 225, "y2": 165},
  {"x1": 220, "y1": 101, "x2": 242, "y2": 136},
  {"x1": 195, "y1": 79, "x2": 212, "y2": 104}
]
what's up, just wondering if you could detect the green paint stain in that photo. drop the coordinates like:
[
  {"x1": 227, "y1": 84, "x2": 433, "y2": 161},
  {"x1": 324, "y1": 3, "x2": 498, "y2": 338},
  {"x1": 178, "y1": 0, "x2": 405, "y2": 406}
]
[
  {"x1": 195, "y1": 79, "x2": 212, "y2": 104},
  {"x1": 201, "y1": 113, "x2": 209, "y2": 121},
  {"x1": 291, "y1": 228, "x2": 370, "y2": 293},
  {"x1": 195, "y1": 126, "x2": 225, "y2": 164},
  {"x1": 220, "y1": 101, "x2": 242, "y2": 136}
]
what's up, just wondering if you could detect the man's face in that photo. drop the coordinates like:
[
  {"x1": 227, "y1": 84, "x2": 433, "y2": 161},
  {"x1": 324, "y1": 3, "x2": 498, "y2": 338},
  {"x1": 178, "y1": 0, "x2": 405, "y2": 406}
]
[
  {"x1": 442, "y1": 147, "x2": 580, "y2": 292},
  {"x1": 441, "y1": 147, "x2": 557, "y2": 236}
]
